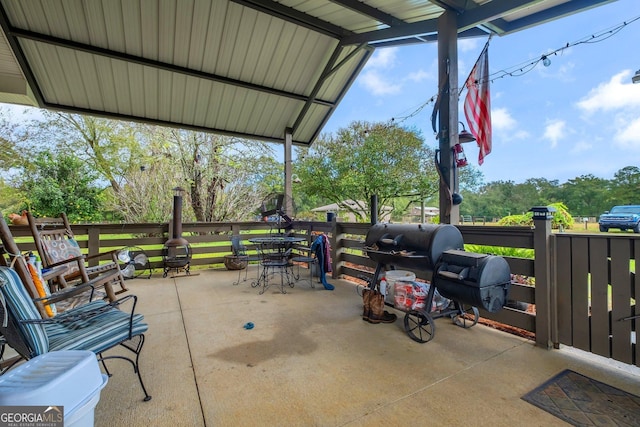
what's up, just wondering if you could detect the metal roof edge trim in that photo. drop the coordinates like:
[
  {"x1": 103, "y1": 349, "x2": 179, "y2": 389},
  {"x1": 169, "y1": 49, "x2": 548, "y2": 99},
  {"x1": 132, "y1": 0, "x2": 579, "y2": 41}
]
[{"x1": 39, "y1": 100, "x2": 311, "y2": 145}]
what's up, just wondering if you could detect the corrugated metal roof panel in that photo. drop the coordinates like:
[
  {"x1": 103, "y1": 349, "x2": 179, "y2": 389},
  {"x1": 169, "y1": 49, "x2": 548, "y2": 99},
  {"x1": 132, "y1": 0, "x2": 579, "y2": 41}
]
[
  {"x1": 0, "y1": 27, "x2": 22, "y2": 78},
  {"x1": 0, "y1": 0, "x2": 618, "y2": 144}
]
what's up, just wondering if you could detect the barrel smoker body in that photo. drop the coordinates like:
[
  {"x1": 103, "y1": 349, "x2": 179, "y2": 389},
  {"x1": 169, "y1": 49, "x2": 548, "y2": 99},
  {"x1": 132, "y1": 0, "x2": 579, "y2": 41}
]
[{"x1": 364, "y1": 223, "x2": 511, "y2": 343}]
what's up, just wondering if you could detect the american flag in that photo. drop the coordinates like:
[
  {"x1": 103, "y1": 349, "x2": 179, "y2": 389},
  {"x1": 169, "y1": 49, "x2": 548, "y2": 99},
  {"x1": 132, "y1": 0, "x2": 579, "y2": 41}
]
[{"x1": 464, "y1": 46, "x2": 491, "y2": 165}]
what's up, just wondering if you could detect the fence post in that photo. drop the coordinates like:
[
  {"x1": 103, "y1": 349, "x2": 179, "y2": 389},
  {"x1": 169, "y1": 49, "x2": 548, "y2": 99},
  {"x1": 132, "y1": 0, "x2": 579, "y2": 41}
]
[
  {"x1": 87, "y1": 226, "x2": 100, "y2": 268},
  {"x1": 329, "y1": 221, "x2": 340, "y2": 279},
  {"x1": 530, "y1": 206, "x2": 555, "y2": 349}
]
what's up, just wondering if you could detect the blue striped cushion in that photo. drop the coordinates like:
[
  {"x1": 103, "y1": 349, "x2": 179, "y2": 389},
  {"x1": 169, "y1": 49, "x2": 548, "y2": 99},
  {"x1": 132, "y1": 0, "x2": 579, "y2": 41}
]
[
  {"x1": 0, "y1": 267, "x2": 49, "y2": 356},
  {"x1": 47, "y1": 310, "x2": 147, "y2": 354}
]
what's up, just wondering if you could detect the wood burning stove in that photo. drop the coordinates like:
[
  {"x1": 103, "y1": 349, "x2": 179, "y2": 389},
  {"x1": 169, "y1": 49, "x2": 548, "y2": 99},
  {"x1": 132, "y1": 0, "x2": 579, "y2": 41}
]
[{"x1": 162, "y1": 187, "x2": 192, "y2": 278}]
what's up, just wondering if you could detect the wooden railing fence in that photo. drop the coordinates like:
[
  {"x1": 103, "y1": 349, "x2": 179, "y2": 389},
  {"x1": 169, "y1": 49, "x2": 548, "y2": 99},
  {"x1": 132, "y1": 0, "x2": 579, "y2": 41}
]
[{"x1": 7, "y1": 216, "x2": 638, "y2": 366}]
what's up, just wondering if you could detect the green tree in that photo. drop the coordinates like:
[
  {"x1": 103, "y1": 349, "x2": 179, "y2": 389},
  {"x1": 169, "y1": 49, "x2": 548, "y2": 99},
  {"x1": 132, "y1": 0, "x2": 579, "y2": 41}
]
[
  {"x1": 295, "y1": 121, "x2": 438, "y2": 222},
  {"x1": 609, "y1": 166, "x2": 640, "y2": 206},
  {"x1": 559, "y1": 174, "x2": 610, "y2": 217},
  {"x1": 29, "y1": 112, "x2": 144, "y2": 195},
  {"x1": 163, "y1": 128, "x2": 279, "y2": 222},
  {"x1": 0, "y1": 107, "x2": 26, "y2": 172},
  {"x1": 19, "y1": 151, "x2": 103, "y2": 221},
  {"x1": 460, "y1": 180, "x2": 519, "y2": 219}
]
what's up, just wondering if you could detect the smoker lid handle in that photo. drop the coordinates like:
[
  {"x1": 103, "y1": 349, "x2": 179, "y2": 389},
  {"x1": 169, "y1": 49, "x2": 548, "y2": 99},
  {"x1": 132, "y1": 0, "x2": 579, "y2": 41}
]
[{"x1": 438, "y1": 267, "x2": 469, "y2": 281}]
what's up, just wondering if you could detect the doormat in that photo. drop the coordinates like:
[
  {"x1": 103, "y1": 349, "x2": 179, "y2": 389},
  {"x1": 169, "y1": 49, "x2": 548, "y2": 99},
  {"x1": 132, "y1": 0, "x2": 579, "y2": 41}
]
[{"x1": 521, "y1": 369, "x2": 640, "y2": 426}]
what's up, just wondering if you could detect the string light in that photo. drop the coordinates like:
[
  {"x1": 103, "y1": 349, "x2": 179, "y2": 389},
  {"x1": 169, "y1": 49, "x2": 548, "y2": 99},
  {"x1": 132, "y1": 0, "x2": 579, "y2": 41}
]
[
  {"x1": 388, "y1": 14, "x2": 639, "y2": 127},
  {"x1": 541, "y1": 55, "x2": 551, "y2": 67},
  {"x1": 486, "y1": 15, "x2": 639, "y2": 84}
]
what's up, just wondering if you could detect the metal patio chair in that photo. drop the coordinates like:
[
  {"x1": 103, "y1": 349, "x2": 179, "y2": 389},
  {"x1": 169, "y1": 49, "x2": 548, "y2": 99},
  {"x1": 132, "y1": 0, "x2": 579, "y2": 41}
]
[{"x1": 0, "y1": 264, "x2": 151, "y2": 401}]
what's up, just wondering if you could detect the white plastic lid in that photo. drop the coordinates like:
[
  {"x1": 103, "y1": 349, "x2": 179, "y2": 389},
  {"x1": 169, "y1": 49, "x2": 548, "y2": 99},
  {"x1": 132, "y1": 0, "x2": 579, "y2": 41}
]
[{"x1": 0, "y1": 350, "x2": 107, "y2": 414}]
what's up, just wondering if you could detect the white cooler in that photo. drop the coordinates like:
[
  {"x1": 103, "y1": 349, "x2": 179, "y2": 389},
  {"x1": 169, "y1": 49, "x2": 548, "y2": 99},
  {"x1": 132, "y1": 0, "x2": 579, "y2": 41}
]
[{"x1": 0, "y1": 350, "x2": 108, "y2": 427}]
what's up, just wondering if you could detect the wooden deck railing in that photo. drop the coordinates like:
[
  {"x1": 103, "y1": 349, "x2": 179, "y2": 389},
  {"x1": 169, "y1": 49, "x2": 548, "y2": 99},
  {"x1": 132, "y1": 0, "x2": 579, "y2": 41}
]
[
  {"x1": 555, "y1": 233, "x2": 639, "y2": 366},
  {"x1": 8, "y1": 217, "x2": 638, "y2": 367}
]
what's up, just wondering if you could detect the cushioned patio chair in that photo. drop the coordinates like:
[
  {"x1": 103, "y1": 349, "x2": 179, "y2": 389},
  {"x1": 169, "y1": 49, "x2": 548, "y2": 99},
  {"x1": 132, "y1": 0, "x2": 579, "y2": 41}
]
[
  {"x1": 0, "y1": 264, "x2": 151, "y2": 401},
  {"x1": 26, "y1": 211, "x2": 127, "y2": 301}
]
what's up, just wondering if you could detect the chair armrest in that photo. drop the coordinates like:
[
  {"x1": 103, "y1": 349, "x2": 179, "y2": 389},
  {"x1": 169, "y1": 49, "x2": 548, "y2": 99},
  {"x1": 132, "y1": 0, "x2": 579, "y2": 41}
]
[
  {"x1": 83, "y1": 249, "x2": 119, "y2": 262},
  {"x1": 41, "y1": 265, "x2": 69, "y2": 282},
  {"x1": 32, "y1": 281, "x2": 95, "y2": 305},
  {"x1": 23, "y1": 294, "x2": 140, "y2": 338},
  {"x1": 46, "y1": 255, "x2": 85, "y2": 269}
]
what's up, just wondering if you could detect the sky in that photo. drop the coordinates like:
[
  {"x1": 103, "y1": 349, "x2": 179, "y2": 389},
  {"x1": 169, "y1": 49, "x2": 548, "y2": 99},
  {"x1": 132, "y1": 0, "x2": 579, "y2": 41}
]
[{"x1": 321, "y1": 0, "x2": 640, "y2": 185}]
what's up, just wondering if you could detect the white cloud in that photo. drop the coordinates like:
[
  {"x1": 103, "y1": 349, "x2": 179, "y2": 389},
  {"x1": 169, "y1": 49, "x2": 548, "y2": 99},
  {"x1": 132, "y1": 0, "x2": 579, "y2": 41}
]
[
  {"x1": 576, "y1": 70, "x2": 640, "y2": 113},
  {"x1": 491, "y1": 107, "x2": 516, "y2": 131},
  {"x1": 615, "y1": 116, "x2": 640, "y2": 149},
  {"x1": 570, "y1": 140, "x2": 592, "y2": 154},
  {"x1": 407, "y1": 69, "x2": 430, "y2": 82},
  {"x1": 458, "y1": 39, "x2": 479, "y2": 53},
  {"x1": 359, "y1": 70, "x2": 402, "y2": 95},
  {"x1": 512, "y1": 129, "x2": 531, "y2": 140},
  {"x1": 365, "y1": 47, "x2": 398, "y2": 70},
  {"x1": 360, "y1": 47, "x2": 434, "y2": 96},
  {"x1": 543, "y1": 120, "x2": 566, "y2": 148}
]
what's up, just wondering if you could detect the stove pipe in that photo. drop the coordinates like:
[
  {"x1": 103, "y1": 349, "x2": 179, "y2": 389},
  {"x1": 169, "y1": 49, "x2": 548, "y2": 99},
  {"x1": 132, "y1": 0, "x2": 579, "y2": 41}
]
[{"x1": 166, "y1": 188, "x2": 189, "y2": 246}]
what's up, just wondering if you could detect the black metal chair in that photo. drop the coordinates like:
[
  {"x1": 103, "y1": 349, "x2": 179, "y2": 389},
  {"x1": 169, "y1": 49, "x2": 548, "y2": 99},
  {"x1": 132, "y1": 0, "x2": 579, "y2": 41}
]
[
  {"x1": 290, "y1": 248, "x2": 317, "y2": 288},
  {"x1": 251, "y1": 240, "x2": 294, "y2": 294},
  {"x1": 231, "y1": 235, "x2": 259, "y2": 286}
]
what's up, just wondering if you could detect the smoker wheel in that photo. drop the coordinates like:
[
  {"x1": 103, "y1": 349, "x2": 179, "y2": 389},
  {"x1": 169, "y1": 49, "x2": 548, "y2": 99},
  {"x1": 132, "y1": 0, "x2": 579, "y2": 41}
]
[
  {"x1": 403, "y1": 311, "x2": 435, "y2": 343},
  {"x1": 451, "y1": 304, "x2": 479, "y2": 328}
]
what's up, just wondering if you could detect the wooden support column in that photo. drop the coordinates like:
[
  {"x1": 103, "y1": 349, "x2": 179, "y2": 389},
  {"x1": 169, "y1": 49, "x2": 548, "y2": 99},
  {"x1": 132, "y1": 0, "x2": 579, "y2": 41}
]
[
  {"x1": 531, "y1": 206, "x2": 556, "y2": 349},
  {"x1": 284, "y1": 128, "x2": 293, "y2": 215},
  {"x1": 437, "y1": 10, "x2": 460, "y2": 225}
]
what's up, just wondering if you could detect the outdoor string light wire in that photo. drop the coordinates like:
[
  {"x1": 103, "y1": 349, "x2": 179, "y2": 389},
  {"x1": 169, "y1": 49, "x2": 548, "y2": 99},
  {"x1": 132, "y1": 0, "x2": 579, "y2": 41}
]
[{"x1": 387, "y1": 15, "x2": 640, "y2": 128}]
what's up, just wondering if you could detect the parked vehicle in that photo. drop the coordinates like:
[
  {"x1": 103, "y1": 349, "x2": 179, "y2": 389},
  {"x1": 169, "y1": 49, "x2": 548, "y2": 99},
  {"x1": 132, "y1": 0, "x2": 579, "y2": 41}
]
[{"x1": 598, "y1": 205, "x2": 640, "y2": 233}]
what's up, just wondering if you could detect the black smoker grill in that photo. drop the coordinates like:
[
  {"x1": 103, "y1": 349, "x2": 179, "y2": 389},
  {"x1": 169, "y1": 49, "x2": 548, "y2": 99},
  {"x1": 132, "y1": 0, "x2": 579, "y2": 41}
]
[{"x1": 365, "y1": 223, "x2": 511, "y2": 343}]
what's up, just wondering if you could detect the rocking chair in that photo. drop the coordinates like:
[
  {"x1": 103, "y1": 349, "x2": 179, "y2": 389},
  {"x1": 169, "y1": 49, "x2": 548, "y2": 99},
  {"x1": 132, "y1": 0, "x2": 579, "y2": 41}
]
[{"x1": 26, "y1": 211, "x2": 127, "y2": 301}]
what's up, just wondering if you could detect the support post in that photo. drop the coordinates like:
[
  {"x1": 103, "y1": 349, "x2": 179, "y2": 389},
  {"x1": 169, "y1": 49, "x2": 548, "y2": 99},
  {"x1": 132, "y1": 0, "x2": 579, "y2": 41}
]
[
  {"x1": 531, "y1": 206, "x2": 556, "y2": 349},
  {"x1": 370, "y1": 194, "x2": 378, "y2": 225},
  {"x1": 437, "y1": 11, "x2": 460, "y2": 225},
  {"x1": 284, "y1": 128, "x2": 293, "y2": 215}
]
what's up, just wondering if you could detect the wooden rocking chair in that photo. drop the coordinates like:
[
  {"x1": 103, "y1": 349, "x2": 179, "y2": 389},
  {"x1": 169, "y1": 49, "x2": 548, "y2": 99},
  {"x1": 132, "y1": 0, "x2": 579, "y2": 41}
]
[{"x1": 26, "y1": 211, "x2": 127, "y2": 301}]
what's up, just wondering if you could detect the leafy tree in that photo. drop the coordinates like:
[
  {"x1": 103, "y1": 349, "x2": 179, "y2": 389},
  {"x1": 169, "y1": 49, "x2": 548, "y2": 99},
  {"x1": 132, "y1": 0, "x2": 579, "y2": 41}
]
[
  {"x1": 28, "y1": 112, "x2": 144, "y2": 194},
  {"x1": 19, "y1": 151, "x2": 103, "y2": 222},
  {"x1": 295, "y1": 121, "x2": 439, "y2": 222},
  {"x1": 461, "y1": 178, "x2": 564, "y2": 219},
  {"x1": 20, "y1": 112, "x2": 283, "y2": 223},
  {"x1": 163, "y1": 128, "x2": 279, "y2": 222},
  {"x1": 608, "y1": 166, "x2": 640, "y2": 206},
  {"x1": 0, "y1": 108, "x2": 26, "y2": 172},
  {"x1": 460, "y1": 180, "x2": 519, "y2": 219},
  {"x1": 559, "y1": 174, "x2": 610, "y2": 217}
]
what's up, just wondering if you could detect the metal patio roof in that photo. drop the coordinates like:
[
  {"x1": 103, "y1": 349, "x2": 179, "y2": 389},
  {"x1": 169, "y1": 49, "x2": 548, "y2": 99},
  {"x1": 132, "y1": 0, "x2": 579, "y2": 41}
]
[{"x1": 0, "y1": 0, "x2": 617, "y2": 146}]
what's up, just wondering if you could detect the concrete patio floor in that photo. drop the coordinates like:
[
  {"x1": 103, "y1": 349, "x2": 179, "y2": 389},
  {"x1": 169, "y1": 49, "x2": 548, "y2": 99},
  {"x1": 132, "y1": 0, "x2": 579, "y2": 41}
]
[{"x1": 94, "y1": 267, "x2": 640, "y2": 427}]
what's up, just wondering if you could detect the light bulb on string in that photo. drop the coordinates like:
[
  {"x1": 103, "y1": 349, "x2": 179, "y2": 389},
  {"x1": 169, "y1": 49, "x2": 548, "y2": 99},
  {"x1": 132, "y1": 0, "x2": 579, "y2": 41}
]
[{"x1": 541, "y1": 55, "x2": 551, "y2": 67}]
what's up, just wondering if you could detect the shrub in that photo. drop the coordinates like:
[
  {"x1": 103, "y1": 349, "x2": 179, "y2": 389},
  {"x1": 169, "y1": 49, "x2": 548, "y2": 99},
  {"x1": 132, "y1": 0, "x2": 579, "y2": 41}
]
[{"x1": 496, "y1": 202, "x2": 574, "y2": 230}]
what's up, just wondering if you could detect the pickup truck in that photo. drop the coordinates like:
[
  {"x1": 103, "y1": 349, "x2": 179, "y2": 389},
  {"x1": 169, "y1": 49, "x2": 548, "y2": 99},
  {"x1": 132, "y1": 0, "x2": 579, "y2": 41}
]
[{"x1": 598, "y1": 205, "x2": 640, "y2": 233}]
